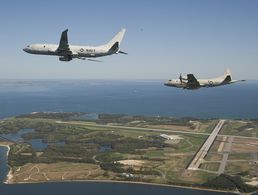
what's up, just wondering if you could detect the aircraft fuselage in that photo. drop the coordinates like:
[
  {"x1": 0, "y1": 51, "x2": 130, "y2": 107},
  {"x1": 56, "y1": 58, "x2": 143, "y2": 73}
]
[
  {"x1": 164, "y1": 79, "x2": 231, "y2": 89},
  {"x1": 23, "y1": 44, "x2": 111, "y2": 58},
  {"x1": 164, "y1": 69, "x2": 243, "y2": 90}
]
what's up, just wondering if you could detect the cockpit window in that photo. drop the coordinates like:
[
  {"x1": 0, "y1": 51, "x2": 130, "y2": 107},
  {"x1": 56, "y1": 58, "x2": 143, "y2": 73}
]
[{"x1": 27, "y1": 45, "x2": 30, "y2": 47}]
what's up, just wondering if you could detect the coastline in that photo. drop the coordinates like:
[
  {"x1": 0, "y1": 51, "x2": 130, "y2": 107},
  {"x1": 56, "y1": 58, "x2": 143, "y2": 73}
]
[
  {"x1": 7, "y1": 178, "x2": 240, "y2": 194},
  {"x1": 0, "y1": 144, "x2": 13, "y2": 184},
  {"x1": 0, "y1": 143, "x2": 251, "y2": 194}
]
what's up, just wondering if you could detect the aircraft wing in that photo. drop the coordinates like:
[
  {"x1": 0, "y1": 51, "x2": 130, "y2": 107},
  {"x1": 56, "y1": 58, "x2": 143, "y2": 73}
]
[
  {"x1": 57, "y1": 29, "x2": 72, "y2": 55},
  {"x1": 186, "y1": 74, "x2": 200, "y2": 89}
]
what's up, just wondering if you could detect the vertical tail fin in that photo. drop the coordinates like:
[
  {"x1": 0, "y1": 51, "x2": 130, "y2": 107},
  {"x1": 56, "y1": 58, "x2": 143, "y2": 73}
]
[
  {"x1": 222, "y1": 68, "x2": 232, "y2": 83},
  {"x1": 105, "y1": 28, "x2": 126, "y2": 50},
  {"x1": 224, "y1": 68, "x2": 231, "y2": 77}
]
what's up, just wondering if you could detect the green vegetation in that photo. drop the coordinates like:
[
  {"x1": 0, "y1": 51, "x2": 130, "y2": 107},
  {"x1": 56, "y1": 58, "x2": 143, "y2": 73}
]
[
  {"x1": 9, "y1": 143, "x2": 37, "y2": 166},
  {"x1": 203, "y1": 120, "x2": 219, "y2": 133},
  {"x1": 200, "y1": 163, "x2": 220, "y2": 172},
  {"x1": 225, "y1": 161, "x2": 258, "y2": 176},
  {"x1": 220, "y1": 121, "x2": 258, "y2": 137},
  {"x1": 97, "y1": 113, "x2": 192, "y2": 126},
  {"x1": 202, "y1": 174, "x2": 257, "y2": 193},
  {"x1": 0, "y1": 120, "x2": 33, "y2": 134},
  {"x1": 17, "y1": 112, "x2": 85, "y2": 120},
  {"x1": 204, "y1": 153, "x2": 223, "y2": 161},
  {"x1": 228, "y1": 153, "x2": 252, "y2": 160},
  {"x1": 100, "y1": 162, "x2": 124, "y2": 173},
  {"x1": 96, "y1": 152, "x2": 125, "y2": 162}
]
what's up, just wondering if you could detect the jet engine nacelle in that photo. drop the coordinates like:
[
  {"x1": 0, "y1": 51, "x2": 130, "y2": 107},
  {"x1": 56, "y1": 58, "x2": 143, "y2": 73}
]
[{"x1": 59, "y1": 56, "x2": 72, "y2": 61}]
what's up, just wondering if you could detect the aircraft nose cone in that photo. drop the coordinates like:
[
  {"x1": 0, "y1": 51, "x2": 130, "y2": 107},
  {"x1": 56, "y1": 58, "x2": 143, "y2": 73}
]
[{"x1": 23, "y1": 47, "x2": 29, "y2": 53}]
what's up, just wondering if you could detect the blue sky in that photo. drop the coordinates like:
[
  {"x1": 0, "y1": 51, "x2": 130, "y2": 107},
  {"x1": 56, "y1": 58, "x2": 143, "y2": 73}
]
[{"x1": 0, "y1": 0, "x2": 257, "y2": 79}]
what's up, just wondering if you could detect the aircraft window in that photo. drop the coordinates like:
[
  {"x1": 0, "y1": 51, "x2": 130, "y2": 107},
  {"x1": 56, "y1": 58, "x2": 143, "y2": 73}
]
[
  {"x1": 169, "y1": 80, "x2": 171, "y2": 81},
  {"x1": 43, "y1": 45, "x2": 46, "y2": 48},
  {"x1": 27, "y1": 45, "x2": 30, "y2": 47}
]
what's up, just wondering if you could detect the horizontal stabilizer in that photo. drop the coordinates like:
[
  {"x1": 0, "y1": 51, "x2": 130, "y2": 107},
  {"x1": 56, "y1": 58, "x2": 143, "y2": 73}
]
[{"x1": 118, "y1": 51, "x2": 128, "y2": 55}]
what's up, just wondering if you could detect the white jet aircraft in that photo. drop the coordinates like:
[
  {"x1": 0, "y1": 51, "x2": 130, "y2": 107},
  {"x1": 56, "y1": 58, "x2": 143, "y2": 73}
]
[
  {"x1": 164, "y1": 69, "x2": 245, "y2": 90},
  {"x1": 23, "y1": 29, "x2": 127, "y2": 62}
]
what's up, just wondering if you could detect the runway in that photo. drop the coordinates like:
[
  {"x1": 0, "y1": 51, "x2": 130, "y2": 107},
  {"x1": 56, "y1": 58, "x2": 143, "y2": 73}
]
[{"x1": 187, "y1": 120, "x2": 226, "y2": 170}]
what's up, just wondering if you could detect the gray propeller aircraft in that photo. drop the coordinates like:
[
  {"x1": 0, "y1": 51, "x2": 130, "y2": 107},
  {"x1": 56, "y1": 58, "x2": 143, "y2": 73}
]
[
  {"x1": 164, "y1": 69, "x2": 245, "y2": 90},
  {"x1": 23, "y1": 29, "x2": 127, "y2": 62}
]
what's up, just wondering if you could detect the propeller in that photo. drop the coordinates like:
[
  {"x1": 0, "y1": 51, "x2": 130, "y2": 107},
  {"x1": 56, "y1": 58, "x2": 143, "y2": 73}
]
[{"x1": 179, "y1": 73, "x2": 183, "y2": 83}]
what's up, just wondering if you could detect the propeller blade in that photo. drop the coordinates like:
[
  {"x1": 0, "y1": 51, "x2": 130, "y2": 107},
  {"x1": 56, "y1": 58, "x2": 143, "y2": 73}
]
[{"x1": 179, "y1": 73, "x2": 182, "y2": 83}]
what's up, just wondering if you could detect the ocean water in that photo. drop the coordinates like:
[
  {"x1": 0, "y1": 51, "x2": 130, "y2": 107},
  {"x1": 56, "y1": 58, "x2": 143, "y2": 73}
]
[
  {"x1": 0, "y1": 182, "x2": 236, "y2": 195},
  {"x1": 0, "y1": 147, "x2": 8, "y2": 183},
  {"x1": 0, "y1": 79, "x2": 257, "y2": 119}
]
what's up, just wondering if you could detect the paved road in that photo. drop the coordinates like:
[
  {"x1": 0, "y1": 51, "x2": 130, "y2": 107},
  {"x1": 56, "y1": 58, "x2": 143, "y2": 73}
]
[
  {"x1": 187, "y1": 120, "x2": 226, "y2": 170},
  {"x1": 218, "y1": 136, "x2": 234, "y2": 174}
]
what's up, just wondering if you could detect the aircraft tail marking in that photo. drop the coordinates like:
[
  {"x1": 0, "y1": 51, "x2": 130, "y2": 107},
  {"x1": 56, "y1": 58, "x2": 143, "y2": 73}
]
[{"x1": 105, "y1": 28, "x2": 126, "y2": 52}]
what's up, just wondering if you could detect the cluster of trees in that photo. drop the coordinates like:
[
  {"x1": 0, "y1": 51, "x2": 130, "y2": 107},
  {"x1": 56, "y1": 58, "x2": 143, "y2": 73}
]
[
  {"x1": 42, "y1": 144, "x2": 96, "y2": 159},
  {"x1": 202, "y1": 174, "x2": 257, "y2": 193},
  {"x1": 17, "y1": 112, "x2": 85, "y2": 120},
  {"x1": 100, "y1": 162, "x2": 124, "y2": 173},
  {"x1": 8, "y1": 143, "x2": 37, "y2": 166},
  {"x1": 97, "y1": 113, "x2": 192, "y2": 126},
  {"x1": 100, "y1": 162, "x2": 161, "y2": 178},
  {"x1": 0, "y1": 120, "x2": 31, "y2": 134},
  {"x1": 111, "y1": 137, "x2": 167, "y2": 154},
  {"x1": 126, "y1": 167, "x2": 161, "y2": 176},
  {"x1": 22, "y1": 122, "x2": 93, "y2": 144},
  {"x1": 96, "y1": 152, "x2": 124, "y2": 163}
]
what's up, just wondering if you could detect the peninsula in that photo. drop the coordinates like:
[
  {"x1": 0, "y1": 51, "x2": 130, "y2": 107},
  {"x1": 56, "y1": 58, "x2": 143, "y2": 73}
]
[{"x1": 0, "y1": 112, "x2": 257, "y2": 193}]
